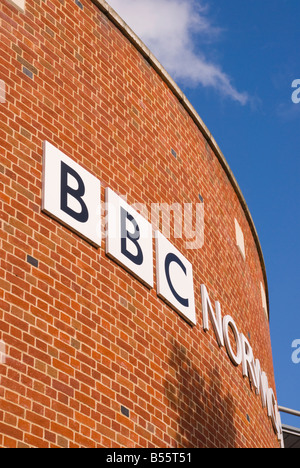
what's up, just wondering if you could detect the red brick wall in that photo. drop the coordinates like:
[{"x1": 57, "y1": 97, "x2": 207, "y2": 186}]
[{"x1": 0, "y1": 0, "x2": 279, "y2": 447}]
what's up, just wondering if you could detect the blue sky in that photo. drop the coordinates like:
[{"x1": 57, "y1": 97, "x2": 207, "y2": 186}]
[{"x1": 107, "y1": 0, "x2": 300, "y2": 428}]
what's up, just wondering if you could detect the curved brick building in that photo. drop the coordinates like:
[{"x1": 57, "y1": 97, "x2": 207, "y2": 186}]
[{"x1": 0, "y1": 0, "x2": 282, "y2": 448}]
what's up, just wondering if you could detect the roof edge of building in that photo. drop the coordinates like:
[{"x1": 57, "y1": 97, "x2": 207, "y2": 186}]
[{"x1": 91, "y1": 0, "x2": 270, "y2": 318}]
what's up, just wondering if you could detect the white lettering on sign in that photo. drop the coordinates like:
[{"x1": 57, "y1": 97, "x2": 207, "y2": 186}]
[
  {"x1": 156, "y1": 231, "x2": 196, "y2": 326},
  {"x1": 42, "y1": 141, "x2": 101, "y2": 247},
  {"x1": 105, "y1": 187, "x2": 154, "y2": 289},
  {"x1": 201, "y1": 284, "x2": 224, "y2": 347},
  {"x1": 223, "y1": 315, "x2": 242, "y2": 366},
  {"x1": 200, "y1": 284, "x2": 283, "y2": 445}
]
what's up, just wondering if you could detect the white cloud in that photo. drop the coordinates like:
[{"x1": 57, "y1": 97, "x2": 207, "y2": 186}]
[{"x1": 107, "y1": 0, "x2": 248, "y2": 104}]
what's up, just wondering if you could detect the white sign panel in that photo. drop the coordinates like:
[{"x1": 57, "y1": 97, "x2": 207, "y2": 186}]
[
  {"x1": 42, "y1": 141, "x2": 101, "y2": 247},
  {"x1": 155, "y1": 231, "x2": 196, "y2": 326},
  {"x1": 105, "y1": 188, "x2": 154, "y2": 288},
  {"x1": 0, "y1": 80, "x2": 5, "y2": 104}
]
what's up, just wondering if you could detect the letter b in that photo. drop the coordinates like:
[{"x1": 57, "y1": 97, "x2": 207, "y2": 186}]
[
  {"x1": 60, "y1": 161, "x2": 89, "y2": 223},
  {"x1": 120, "y1": 207, "x2": 143, "y2": 265},
  {"x1": 42, "y1": 141, "x2": 101, "y2": 247},
  {"x1": 105, "y1": 188, "x2": 153, "y2": 288}
]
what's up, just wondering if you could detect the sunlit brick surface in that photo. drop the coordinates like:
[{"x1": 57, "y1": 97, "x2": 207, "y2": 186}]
[{"x1": 0, "y1": 0, "x2": 279, "y2": 448}]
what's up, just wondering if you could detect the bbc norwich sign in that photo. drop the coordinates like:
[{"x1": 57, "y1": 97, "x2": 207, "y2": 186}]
[
  {"x1": 42, "y1": 141, "x2": 197, "y2": 326},
  {"x1": 42, "y1": 141, "x2": 283, "y2": 445}
]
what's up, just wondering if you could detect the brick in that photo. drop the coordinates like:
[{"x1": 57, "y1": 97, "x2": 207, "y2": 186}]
[
  {"x1": 25, "y1": 411, "x2": 50, "y2": 430},
  {"x1": 24, "y1": 433, "x2": 49, "y2": 448},
  {"x1": 0, "y1": 0, "x2": 279, "y2": 449},
  {"x1": 0, "y1": 422, "x2": 23, "y2": 442}
]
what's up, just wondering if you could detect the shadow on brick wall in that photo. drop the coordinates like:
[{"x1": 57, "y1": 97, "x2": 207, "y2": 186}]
[{"x1": 164, "y1": 337, "x2": 237, "y2": 448}]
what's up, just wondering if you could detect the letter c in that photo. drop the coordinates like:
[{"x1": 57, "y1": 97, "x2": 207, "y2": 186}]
[
  {"x1": 60, "y1": 161, "x2": 89, "y2": 223},
  {"x1": 165, "y1": 253, "x2": 189, "y2": 308}
]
